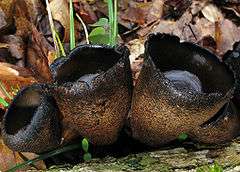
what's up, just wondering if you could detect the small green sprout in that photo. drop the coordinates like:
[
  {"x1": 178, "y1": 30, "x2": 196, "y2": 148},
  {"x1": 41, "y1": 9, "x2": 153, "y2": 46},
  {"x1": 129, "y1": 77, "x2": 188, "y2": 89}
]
[
  {"x1": 0, "y1": 97, "x2": 9, "y2": 107},
  {"x1": 177, "y1": 132, "x2": 188, "y2": 142},
  {"x1": 89, "y1": 0, "x2": 118, "y2": 46},
  {"x1": 82, "y1": 138, "x2": 92, "y2": 161}
]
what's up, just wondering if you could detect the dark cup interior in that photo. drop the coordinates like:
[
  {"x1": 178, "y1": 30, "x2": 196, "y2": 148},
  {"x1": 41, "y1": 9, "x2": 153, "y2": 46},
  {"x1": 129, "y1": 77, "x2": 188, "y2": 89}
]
[
  {"x1": 54, "y1": 45, "x2": 125, "y2": 84},
  {"x1": 146, "y1": 34, "x2": 234, "y2": 94},
  {"x1": 3, "y1": 84, "x2": 61, "y2": 153}
]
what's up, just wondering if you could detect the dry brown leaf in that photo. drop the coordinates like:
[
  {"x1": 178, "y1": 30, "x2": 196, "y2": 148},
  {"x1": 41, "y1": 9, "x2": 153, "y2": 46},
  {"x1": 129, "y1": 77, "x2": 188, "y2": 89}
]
[
  {"x1": 14, "y1": 0, "x2": 46, "y2": 38},
  {"x1": 164, "y1": 0, "x2": 192, "y2": 18},
  {"x1": 25, "y1": 0, "x2": 46, "y2": 24},
  {"x1": 153, "y1": 12, "x2": 197, "y2": 42},
  {"x1": 0, "y1": 43, "x2": 9, "y2": 48},
  {"x1": 47, "y1": 50, "x2": 57, "y2": 65},
  {"x1": 50, "y1": 0, "x2": 70, "y2": 42},
  {"x1": 0, "y1": 139, "x2": 46, "y2": 172},
  {"x1": 14, "y1": 0, "x2": 32, "y2": 38},
  {"x1": 0, "y1": 0, "x2": 14, "y2": 34},
  {"x1": 201, "y1": 4, "x2": 223, "y2": 22},
  {"x1": 120, "y1": 2, "x2": 151, "y2": 25},
  {"x1": 2, "y1": 35, "x2": 26, "y2": 61},
  {"x1": 0, "y1": 62, "x2": 36, "y2": 109},
  {"x1": 216, "y1": 19, "x2": 240, "y2": 55},
  {"x1": 0, "y1": 63, "x2": 36, "y2": 83},
  {"x1": 146, "y1": 0, "x2": 164, "y2": 24},
  {"x1": 27, "y1": 24, "x2": 54, "y2": 83},
  {"x1": 154, "y1": 9, "x2": 240, "y2": 56},
  {"x1": 75, "y1": 0, "x2": 98, "y2": 24},
  {"x1": 0, "y1": 8, "x2": 8, "y2": 31}
]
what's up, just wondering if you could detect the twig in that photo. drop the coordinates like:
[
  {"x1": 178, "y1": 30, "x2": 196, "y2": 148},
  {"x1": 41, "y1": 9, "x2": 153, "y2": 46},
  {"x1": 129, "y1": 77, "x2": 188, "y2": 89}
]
[
  {"x1": 186, "y1": 24, "x2": 197, "y2": 41},
  {"x1": 45, "y1": 0, "x2": 60, "y2": 57},
  {"x1": 76, "y1": 13, "x2": 89, "y2": 44}
]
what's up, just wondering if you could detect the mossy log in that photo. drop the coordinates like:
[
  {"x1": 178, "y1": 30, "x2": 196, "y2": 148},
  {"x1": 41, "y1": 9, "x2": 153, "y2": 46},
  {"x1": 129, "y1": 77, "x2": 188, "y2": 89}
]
[{"x1": 42, "y1": 141, "x2": 240, "y2": 172}]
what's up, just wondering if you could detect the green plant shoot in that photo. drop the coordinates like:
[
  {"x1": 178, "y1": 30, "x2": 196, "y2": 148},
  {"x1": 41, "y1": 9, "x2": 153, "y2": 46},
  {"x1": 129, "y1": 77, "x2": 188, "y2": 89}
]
[
  {"x1": 177, "y1": 133, "x2": 188, "y2": 142},
  {"x1": 89, "y1": 0, "x2": 118, "y2": 46},
  {"x1": 82, "y1": 138, "x2": 92, "y2": 161},
  {"x1": 69, "y1": 0, "x2": 75, "y2": 50}
]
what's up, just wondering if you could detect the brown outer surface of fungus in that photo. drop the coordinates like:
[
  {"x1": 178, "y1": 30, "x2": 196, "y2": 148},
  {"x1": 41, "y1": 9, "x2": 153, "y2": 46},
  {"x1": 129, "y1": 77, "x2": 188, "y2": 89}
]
[
  {"x1": 51, "y1": 45, "x2": 133, "y2": 145},
  {"x1": 2, "y1": 84, "x2": 62, "y2": 153},
  {"x1": 127, "y1": 33, "x2": 239, "y2": 147},
  {"x1": 2, "y1": 44, "x2": 133, "y2": 153},
  {"x1": 2, "y1": 34, "x2": 240, "y2": 154}
]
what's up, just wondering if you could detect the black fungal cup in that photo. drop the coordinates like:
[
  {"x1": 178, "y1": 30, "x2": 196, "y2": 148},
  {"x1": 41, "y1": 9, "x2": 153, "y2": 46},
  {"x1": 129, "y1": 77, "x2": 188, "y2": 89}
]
[
  {"x1": 2, "y1": 44, "x2": 133, "y2": 153},
  {"x1": 128, "y1": 33, "x2": 240, "y2": 146},
  {"x1": 2, "y1": 84, "x2": 61, "y2": 153}
]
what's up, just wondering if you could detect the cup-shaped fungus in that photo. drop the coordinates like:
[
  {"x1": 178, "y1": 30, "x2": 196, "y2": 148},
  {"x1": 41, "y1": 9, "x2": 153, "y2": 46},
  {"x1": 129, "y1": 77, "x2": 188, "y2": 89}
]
[
  {"x1": 128, "y1": 33, "x2": 239, "y2": 146},
  {"x1": 51, "y1": 45, "x2": 133, "y2": 145},
  {"x1": 2, "y1": 44, "x2": 133, "y2": 153},
  {"x1": 2, "y1": 84, "x2": 61, "y2": 153}
]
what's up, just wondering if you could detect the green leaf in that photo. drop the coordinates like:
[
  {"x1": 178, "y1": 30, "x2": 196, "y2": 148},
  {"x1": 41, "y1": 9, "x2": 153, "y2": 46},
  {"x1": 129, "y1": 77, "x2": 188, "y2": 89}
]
[
  {"x1": 89, "y1": 34, "x2": 110, "y2": 45},
  {"x1": 82, "y1": 138, "x2": 89, "y2": 153},
  {"x1": 90, "y1": 18, "x2": 109, "y2": 27},
  {"x1": 0, "y1": 97, "x2": 8, "y2": 107},
  {"x1": 177, "y1": 133, "x2": 188, "y2": 142},
  {"x1": 83, "y1": 153, "x2": 92, "y2": 161},
  {"x1": 89, "y1": 27, "x2": 110, "y2": 44},
  {"x1": 89, "y1": 27, "x2": 106, "y2": 37}
]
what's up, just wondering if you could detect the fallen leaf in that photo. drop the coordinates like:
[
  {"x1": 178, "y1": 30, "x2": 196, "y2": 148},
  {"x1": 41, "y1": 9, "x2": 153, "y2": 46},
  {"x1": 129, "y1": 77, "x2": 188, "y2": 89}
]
[
  {"x1": 0, "y1": 139, "x2": 46, "y2": 172},
  {"x1": 154, "y1": 9, "x2": 240, "y2": 56},
  {"x1": 146, "y1": 0, "x2": 164, "y2": 24},
  {"x1": 154, "y1": 11, "x2": 197, "y2": 42},
  {"x1": 0, "y1": 63, "x2": 36, "y2": 109},
  {"x1": 190, "y1": 0, "x2": 207, "y2": 15},
  {"x1": 37, "y1": 15, "x2": 65, "y2": 44},
  {"x1": 1, "y1": 35, "x2": 26, "y2": 61},
  {"x1": 0, "y1": 63, "x2": 36, "y2": 82},
  {"x1": 0, "y1": 8, "x2": 9, "y2": 32},
  {"x1": 50, "y1": 0, "x2": 70, "y2": 42},
  {"x1": 13, "y1": 0, "x2": 32, "y2": 39},
  {"x1": 216, "y1": 19, "x2": 240, "y2": 55},
  {"x1": 0, "y1": 0, "x2": 14, "y2": 34},
  {"x1": 27, "y1": 24, "x2": 54, "y2": 82},
  {"x1": 0, "y1": 43, "x2": 8, "y2": 48},
  {"x1": 25, "y1": 0, "x2": 46, "y2": 24},
  {"x1": 201, "y1": 4, "x2": 223, "y2": 22},
  {"x1": 164, "y1": 0, "x2": 192, "y2": 18},
  {"x1": 120, "y1": 2, "x2": 151, "y2": 25},
  {"x1": 75, "y1": 0, "x2": 98, "y2": 24}
]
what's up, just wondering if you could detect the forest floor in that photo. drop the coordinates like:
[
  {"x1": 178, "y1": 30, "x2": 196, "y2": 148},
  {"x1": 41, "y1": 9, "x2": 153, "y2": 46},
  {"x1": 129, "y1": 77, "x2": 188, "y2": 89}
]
[{"x1": 0, "y1": 0, "x2": 240, "y2": 171}]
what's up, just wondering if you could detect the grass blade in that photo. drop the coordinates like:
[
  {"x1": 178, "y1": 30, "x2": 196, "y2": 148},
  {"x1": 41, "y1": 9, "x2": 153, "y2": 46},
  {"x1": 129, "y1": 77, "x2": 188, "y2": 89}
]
[
  {"x1": 55, "y1": 30, "x2": 66, "y2": 56},
  {"x1": 0, "y1": 97, "x2": 9, "y2": 107},
  {"x1": 6, "y1": 143, "x2": 82, "y2": 172},
  {"x1": 45, "y1": 0, "x2": 60, "y2": 58},
  {"x1": 0, "y1": 81, "x2": 13, "y2": 100},
  {"x1": 69, "y1": 0, "x2": 75, "y2": 50},
  {"x1": 113, "y1": 0, "x2": 118, "y2": 45},
  {"x1": 108, "y1": 0, "x2": 114, "y2": 46}
]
